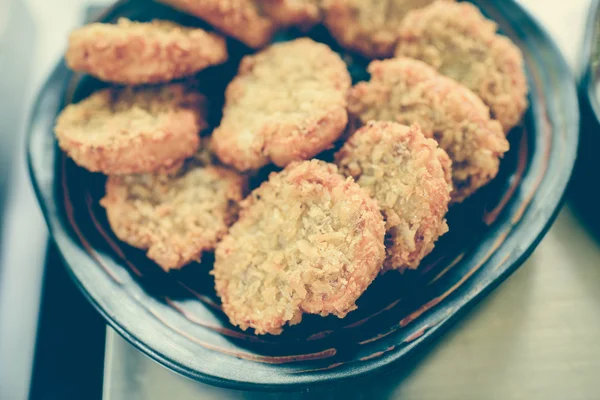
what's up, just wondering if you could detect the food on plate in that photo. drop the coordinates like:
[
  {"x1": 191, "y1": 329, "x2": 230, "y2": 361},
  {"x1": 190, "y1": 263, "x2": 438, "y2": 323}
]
[
  {"x1": 50, "y1": 0, "x2": 535, "y2": 337},
  {"x1": 335, "y1": 121, "x2": 451, "y2": 271},
  {"x1": 211, "y1": 38, "x2": 351, "y2": 171},
  {"x1": 347, "y1": 57, "x2": 509, "y2": 203},
  {"x1": 157, "y1": 0, "x2": 277, "y2": 48},
  {"x1": 100, "y1": 152, "x2": 247, "y2": 272},
  {"x1": 395, "y1": 0, "x2": 528, "y2": 132},
  {"x1": 65, "y1": 18, "x2": 228, "y2": 84},
  {"x1": 54, "y1": 83, "x2": 207, "y2": 175},
  {"x1": 262, "y1": 0, "x2": 323, "y2": 28},
  {"x1": 213, "y1": 159, "x2": 386, "y2": 335},
  {"x1": 323, "y1": 0, "x2": 449, "y2": 58}
]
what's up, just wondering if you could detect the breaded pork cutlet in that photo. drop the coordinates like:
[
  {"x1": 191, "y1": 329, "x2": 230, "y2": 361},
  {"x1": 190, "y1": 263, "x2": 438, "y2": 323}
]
[
  {"x1": 335, "y1": 121, "x2": 451, "y2": 272},
  {"x1": 157, "y1": 0, "x2": 276, "y2": 48},
  {"x1": 348, "y1": 58, "x2": 509, "y2": 203},
  {"x1": 54, "y1": 83, "x2": 206, "y2": 175},
  {"x1": 213, "y1": 160, "x2": 386, "y2": 335},
  {"x1": 66, "y1": 18, "x2": 228, "y2": 85},
  {"x1": 101, "y1": 153, "x2": 247, "y2": 272},
  {"x1": 262, "y1": 0, "x2": 323, "y2": 28},
  {"x1": 323, "y1": 0, "x2": 450, "y2": 59},
  {"x1": 395, "y1": 1, "x2": 528, "y2": 132},
  {"x1": 211, "y1": 38, "x2": 351, "y2": 171}
]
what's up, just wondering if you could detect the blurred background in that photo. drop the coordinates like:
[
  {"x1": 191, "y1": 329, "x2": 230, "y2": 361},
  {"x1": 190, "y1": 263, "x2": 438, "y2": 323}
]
[
  {"x1": 1, "y1": 1, "x2": 600, "y2": 400},
  {"x1": 0, "y1": 2, "x2": 109, "y2": 399}
]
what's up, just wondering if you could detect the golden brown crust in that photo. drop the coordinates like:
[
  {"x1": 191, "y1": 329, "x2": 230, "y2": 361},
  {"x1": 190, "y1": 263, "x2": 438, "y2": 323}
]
[
  {"x1": 65, "y1": 18, "x2": 228, "y2": 84},
  {"x1": 54, "y1": 83, "x2": 207, "y2": 175},
  {"x1": 157, "y1": 0, "x2": 276, "y2": 48},
  {"x1": 323, "y1": 0, "x2": 448, "y2": 58},
  {"x1": 213, "y1": 159, "x2": 386, "y2": 335},
  {"x1": 335, "y1": 121, "x2": 450, "y2": 271},
  {"x1": 211, "y1": 38, "x2": 351, "y2": 171},
  {"x1": 100, "y1": 156, "x2": 247, "y2": 272},
  {"x1": 262, "y1": 0, "x2": 323, "y2": 28},
  {"x1": 348, "y1": 58, "x2": 509, "y2": 203},
  {"x1": 395, "y1": 1, "x2": 528, "y2": 132}
]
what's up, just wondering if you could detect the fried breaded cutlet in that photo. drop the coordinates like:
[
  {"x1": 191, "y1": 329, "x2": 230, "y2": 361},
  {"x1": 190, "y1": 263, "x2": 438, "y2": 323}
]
[
  {"x1": 348, "y1": 58, "x2": 509, "y2": 203},
  {"x1": 262, "y1": 0, "x2": 323, "y2": 28},
  {"x1": 335, "y1": 121, "x2": 451, "y2": 271},
  {"x1": 395, "y1": 1, "x2": 528, "y2": 132},
  {"x1": 66, "y1": 18, "x2": 228, "y2": 85},
  {"x1": 100, "y1": 153, "x2": 247, "y2": 272},
  {"x1": 54, "y1": 83, "x2": 206, "y2": 175},
  {"x1": 213, "y1": 160, "x2": 386, "y2": 335},
  {"x1": 157, "y1": 0, "x2": 277, "y2": 48},
  {"x1": 211, "y1": 38, "x2": 351, "y2": 171},
  {"x1": 323, "y1": 0, "x2": 451, "y2": 58}
]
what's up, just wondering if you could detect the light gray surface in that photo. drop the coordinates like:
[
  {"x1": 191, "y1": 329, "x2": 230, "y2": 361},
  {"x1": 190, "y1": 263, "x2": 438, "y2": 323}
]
[{"x1": 103, "y1": 1, "x2": 600, "y2": 399}]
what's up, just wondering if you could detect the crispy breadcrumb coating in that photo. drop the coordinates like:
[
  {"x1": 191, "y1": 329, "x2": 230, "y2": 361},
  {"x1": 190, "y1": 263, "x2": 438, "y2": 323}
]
[
  {"x1": 54, "y1": 83, "x2": 207, "y2": 175},
  {"x1": 211, "y1": 38, "x2": 351, "y2": 171},
  {"x1": 213, "y1": 160, "x2": 386, "y2": 335},
  {"x1": 100, "y1": 154, "x2": 247, "y2": 272},
  {"x1": 323, "y1": 0, "x2": 450, "y2": 58},
  {"x1": 348, "y1": 58, "x2": 509, "y2": 202},
  {"x1": 395, "y1": 1, "x2": 528, "y2": 132},
  {"x1": 65, "y1": 18, "x2": 228, "y2": 85},
  {"x1": 335, "y1": 121, "x2": 451, "y2": 271},
  {"x1": 262, "y1": 0, "x2": 323, "y2": 28},
  {"x1": 157, "y1": 0, "x2": 276, "y2": 48}
]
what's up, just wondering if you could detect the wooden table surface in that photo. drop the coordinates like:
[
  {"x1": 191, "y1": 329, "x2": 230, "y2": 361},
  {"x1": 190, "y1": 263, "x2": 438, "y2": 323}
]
[{"x1": 103, "y1": 1, "x2": 600, "y2": 399}]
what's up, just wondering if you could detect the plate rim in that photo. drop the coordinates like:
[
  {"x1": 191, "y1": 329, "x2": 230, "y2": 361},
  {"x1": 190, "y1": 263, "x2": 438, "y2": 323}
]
[{"x1": 25, "y1": 0, "x2": 580, "y2": 391}]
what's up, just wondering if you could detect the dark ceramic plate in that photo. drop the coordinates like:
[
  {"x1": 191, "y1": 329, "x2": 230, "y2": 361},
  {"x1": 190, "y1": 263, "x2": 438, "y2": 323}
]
[{"x1": 27, "y1": 0, "x2": 578, "y2": 391}]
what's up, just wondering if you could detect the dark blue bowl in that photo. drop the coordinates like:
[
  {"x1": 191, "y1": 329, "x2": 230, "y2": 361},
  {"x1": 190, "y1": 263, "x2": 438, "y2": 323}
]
[{"x1": 26, "y1": 0, "x2": 579, "y2": 391}]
